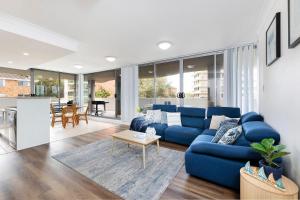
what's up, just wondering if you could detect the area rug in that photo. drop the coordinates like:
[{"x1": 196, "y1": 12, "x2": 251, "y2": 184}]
[{"x1": 52, "y1": 138, "x2": 184, "y2": 200}]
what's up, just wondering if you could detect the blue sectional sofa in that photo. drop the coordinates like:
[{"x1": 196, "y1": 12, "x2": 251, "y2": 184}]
[{"x1": 129, "y1": 105, "x2": 280, "y2": 189}]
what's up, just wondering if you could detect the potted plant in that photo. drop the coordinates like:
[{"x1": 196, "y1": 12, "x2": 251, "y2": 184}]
[
  {"x1": 250, "y1": 138, "x2": 290, "y2": 180},
  {"x1": 136, "y1": 106, "x2": 144, "y2": 117}
]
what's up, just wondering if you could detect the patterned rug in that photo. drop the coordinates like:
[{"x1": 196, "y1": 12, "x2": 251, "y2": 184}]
[{"x1": 52, "y1": 138, "x2": 185, "y2": 200}]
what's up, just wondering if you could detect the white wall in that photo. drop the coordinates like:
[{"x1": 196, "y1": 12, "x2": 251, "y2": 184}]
[
  {"x1": 17, "y1": 97, "x2": 50, "y2": 150},
  {"x1": 257, "y1": 0, "x2": 300, "y2": 186}
]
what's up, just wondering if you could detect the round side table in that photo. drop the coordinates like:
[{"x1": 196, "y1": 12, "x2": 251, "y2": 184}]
[{"x1": 240, "y1": 168, "x2": 299, "y2": 200}]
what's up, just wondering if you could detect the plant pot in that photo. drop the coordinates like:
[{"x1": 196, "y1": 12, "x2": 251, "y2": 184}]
[{"x1": 259, "y1": 159, "x2": 283, "y2": 180}]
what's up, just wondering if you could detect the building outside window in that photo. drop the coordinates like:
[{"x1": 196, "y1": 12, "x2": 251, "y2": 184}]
[{"x1": 0, "y1": 69, "x2": 31, "y2": 97}]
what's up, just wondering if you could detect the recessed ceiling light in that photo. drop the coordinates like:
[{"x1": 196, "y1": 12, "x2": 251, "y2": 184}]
[
  {"x1": 74, "y1": 65, "x2": 83, "y2": 69},
  {"x1": 157, "y1": 41, "x2": 172, "y2": 50},
  {"x1": 8, "y1": 61, "x2": 13, "y2": 64},
  {"x1": 105, "y1": 56, "x2": 116, "y2": 62},
  {"x1": 187, "y1": 65, "x2": 195, "y2": 69},
  {"x1": 23, "y1": 52, "x2": 29, "y2": 56}
]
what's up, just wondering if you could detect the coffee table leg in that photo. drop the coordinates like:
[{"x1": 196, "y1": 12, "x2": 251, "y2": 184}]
[
  {"x1": 156, "y1": 140, "x2": 160, "y2": 154},
  {"x1": 142, "y1": 145, "x2": 146, "y2": 169}
]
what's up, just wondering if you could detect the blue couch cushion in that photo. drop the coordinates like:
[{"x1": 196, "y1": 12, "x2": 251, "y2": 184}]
[
  {"x1": 178, "y1": 107, "x2": 205, "y2": 129},
  {"x1": 201, "y1": 129, "x2": 217, "y2": 136},
  {"x1": 243, "y1": 121, "x2": 280, "y2": 144},
  {"x1": 152, "y1": 104, "x2": 177, "y2": 112},
  {"x1": 207, "y1": 107, "x2": 241, "y2": 118},
  {"x1": 204, "y1": 118, "x2": 212, "y2": 129},
  {"x1": 239, "y1": 112, "x2": 264, "y2": 124},
  {"x1": 185, "y1": 149, "x2": 246, "y2": 189},
  {"x1": 233, "y1": 132, "x2": 251, "y2": 146},
  {"x1": 148, "y1": 123, "x2": 168, "y2": 140},
  {"x1": 192, "y1": 134, "x2": 214, "y2": 143},
  {"x1": 165, "y1": 126, "x2": 203, "y2": 145},
  {"x1": 190, "y1": 139, "x2": 261, "y2": 160}
]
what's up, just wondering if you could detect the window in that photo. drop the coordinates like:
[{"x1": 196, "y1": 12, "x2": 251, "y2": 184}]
[
  {"x1": 138, "y1": 53, "x2": 225, "y2": 109},
  {"x1": 138, "y1": 64, "x2": 155, "y2": 109},
  {"x1": 0, "y1": 67, "x2": 31, "y2": 97},
  {"x1": 0, "y1": 80, "x2": 5, "y2": 87},
  {"x1": 18, "y1": 80, "x2": 30, "y2": 87},
  {"x1": 59, "y1": 73, "x2": 76, "y2": 104},
  {"x1": 33, "y1": 69, "x2": 77, "y2": 104},
  {"x1": 155, "y1": 61, "x2": 180, "y2": 105},
  {"x1": 183, "y1": 55, "x2": 215, "y2": 107}
]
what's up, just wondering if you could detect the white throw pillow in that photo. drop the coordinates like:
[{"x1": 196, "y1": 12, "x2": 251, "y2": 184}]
[
  {"x1": 145, "y1": 110, "x2": 162, "y2": 123},
  {"x1": 225, "y1": 116, "x2": 240, "y2": 121},
  {"x1": 167, "y1": 112, "x2": 182, "y2": 126},
  {"x1": 161, "y1": 111, "x2": 168, "y2": 124},
  {"x1": 209, "y1": 115, "x2": 225, "y2": 129}
]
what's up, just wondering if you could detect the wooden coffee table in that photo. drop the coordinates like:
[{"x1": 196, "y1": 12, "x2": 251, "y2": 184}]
[{"x1": 111, "y1": 130, "x2": 161, "y2": 169}]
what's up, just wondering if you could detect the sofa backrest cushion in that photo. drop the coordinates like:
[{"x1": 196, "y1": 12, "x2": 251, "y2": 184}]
[
  {"x1": 242, "y1": 121, "x2": 280, "y2": 144},
  {"x1": 239, "y1": 112, "x2": 264, "y2": 124},
  {"x1": 205, "y1": 107, "x2": 241, "y2": 129},
  {"x1": 152, "y1": 104, "x2": 176, "y2": 112},
  {"x1": 207, "y1": 107, "x2": 241, "y2": 118},
  {"x1": 178, "y1": 107, "x2": 205, "y2": 129}
]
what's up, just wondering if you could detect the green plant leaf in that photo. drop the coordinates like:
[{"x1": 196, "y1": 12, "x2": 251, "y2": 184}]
[
  {"x1": 271, "y1": 151, "x2": 290, "y2": 161},
  {"x1": 274, "y1": 144, "x2": 286, "y2": 152},
  {"x1": 261, "y1": 138, "x2": 275, "y2": 151},
  {"x1": 250, "y1": 143, "x2": 267, "y2": 155}
]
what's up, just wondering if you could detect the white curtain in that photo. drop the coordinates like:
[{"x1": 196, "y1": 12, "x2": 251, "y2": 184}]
[
  {"x1": 76, "y1": 74, "x2": 84, "y2": 109},
  {"x1": 224, "y1": 44, "x2": 259, "y2": 114},
  {"x1": 121, "y1": 65, "x2": 139, "y2": 122}
]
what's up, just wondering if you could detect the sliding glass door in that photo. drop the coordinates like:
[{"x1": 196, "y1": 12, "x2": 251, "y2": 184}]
[
  {"x1": 138, "y1": 52, "x2": 224, "y2": 109},
  {"x1": 84, "y1": 69, "x2": 121, "y2": 119},
  {"x1": 183, "y1": 55, "x2": 214, "y2": 107},
  {"x1": 155, "y1": 61, "x2": 180, "y2": 105}
]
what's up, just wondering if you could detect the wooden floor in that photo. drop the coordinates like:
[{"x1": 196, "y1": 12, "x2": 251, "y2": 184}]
[{"x1": 0, "y1": 124, "x2": 239, "y2": 200}]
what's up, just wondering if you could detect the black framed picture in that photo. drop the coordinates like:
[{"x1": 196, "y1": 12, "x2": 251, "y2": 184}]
[
  {"x1": 266, "y1": 12, "x2": 281, "y2": 66},
  {"x1": 288, "y1": 0, "x2": 300, "y2": 48}
]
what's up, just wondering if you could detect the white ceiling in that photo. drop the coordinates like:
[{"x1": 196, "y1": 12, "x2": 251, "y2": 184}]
[
  {"x1": 0, "y1": 0, "x2": 268, "y2": 74},
  {"x1": 0, "y1": 30, "x2": 73, "y2": 70}
]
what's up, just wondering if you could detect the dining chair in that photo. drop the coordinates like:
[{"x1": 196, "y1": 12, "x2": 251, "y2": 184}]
[
  {"x1": 50, "y1": 104, "x2": 62, "y2": 127},
  {"x1": 76, "y1": 105, "x2": 89, "y2": 125},
  {"x1": 62, "y1": 104, "x2": 77, "y2": 128}
]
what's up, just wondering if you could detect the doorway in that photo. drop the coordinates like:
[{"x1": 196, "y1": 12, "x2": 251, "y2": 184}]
[{"x1": 84, "y1": 69, "x2": 121, "y2": 119}]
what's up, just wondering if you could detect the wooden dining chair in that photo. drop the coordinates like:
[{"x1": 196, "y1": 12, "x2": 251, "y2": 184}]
[
  {"x1": 76, "y1": 105, "x2": 89, "y2": 125},
  {"x1": 50, "y1": 104, "x2": 62, "y2": 127},
  {"x1": 62, "y1": 104, "x2": 77, "y2": 128}
]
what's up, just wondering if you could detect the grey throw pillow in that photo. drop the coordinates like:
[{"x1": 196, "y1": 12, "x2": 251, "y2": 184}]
[
  {"x1": 211, "y1": 122, "x2": 237, "y2": 143},
  {"x1": 218, "y1": 126, "x2": 242, "y2": 145}
]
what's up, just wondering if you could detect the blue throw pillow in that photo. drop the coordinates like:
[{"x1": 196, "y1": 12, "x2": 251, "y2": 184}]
[
  {"x1": 211, "y1": 121, "x2": 238, "y2": 143},
  {"x1": 218, "y1": 126, "x2": 242, "y2": 145}
]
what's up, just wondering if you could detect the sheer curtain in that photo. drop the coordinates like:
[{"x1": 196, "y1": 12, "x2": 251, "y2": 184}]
[
  {"x1": 224, "y1": 44, "x2": 259, "y2": 114},
  {"x1": 121, "y1": 65, "x2": 139, "y2": 122}
]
